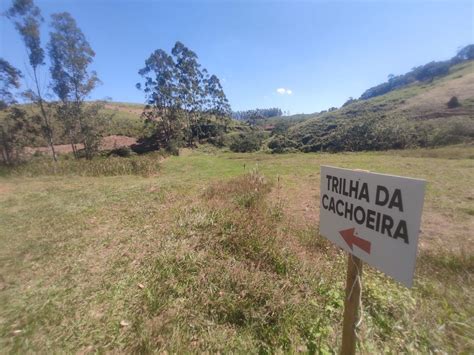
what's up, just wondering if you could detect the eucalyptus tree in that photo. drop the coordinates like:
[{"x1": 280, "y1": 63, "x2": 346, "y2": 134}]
[
  {"x1": 48, "y1": 12, "x2": 100, "y2": 159},
  {"x1": 137, "y1": 49, "x2": 183, "y2": 150},
  {"x1": 0, "y1": 59, "x2": 22, "y2": 109},
  {"x1": 0, "y1": 59, "x2": 30, "y2": 164},
  {"x1": 137, "y1": 41, "x2": 231, "y2": 151},
  {"x1": 171, "y1": 41, "x2": 204, "y2": 143},
  {"x1": 6, "y1": 0, "x2": 57, "y2": 160}
]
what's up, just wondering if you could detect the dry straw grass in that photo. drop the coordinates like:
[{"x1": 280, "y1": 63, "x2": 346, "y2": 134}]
[{"x1": 2, "y1": 154, "x2": 161, "y2": 177}]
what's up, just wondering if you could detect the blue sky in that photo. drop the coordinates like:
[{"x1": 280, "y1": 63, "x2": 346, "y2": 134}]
[{"x1": 1, "y1": 0, "x2": 472, "y2": 114}]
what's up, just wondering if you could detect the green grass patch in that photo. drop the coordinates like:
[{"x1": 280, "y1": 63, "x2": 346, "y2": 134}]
[{"x1": 0, "y1": 147, "x2": 472, "y2": 352}]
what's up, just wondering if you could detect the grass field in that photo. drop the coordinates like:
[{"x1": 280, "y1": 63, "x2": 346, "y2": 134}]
[{"x1": 0, "y1": 146, "x2": 473, "y2": 353}]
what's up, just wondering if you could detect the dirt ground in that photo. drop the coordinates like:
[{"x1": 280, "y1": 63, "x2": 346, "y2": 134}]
[
  {"x1": 23, "y1": 135, "x2": 137, "y2": 155},
  {"x1": 270, "y1": 169, "x2": 474, "y2": 257}
]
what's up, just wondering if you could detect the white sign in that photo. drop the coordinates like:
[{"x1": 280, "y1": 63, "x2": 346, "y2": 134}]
[{"x1": 319, "y1": 166, "x2": 426, "y2": 287}]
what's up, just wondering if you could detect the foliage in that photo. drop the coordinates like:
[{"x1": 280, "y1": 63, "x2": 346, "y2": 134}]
[
  {"x1": 137, "y1": 41, "x2": 231, "y2": 151},
  {"x1": 284, "y1": 60, "x2": 474, "y2": 153},
  {"x1": 108, "y1": 146, "x2": 133, "y2": 157},
  {"x1": 48, "y1": 12, "x2": 101, "y2": 159},
  {"x1": 7, "y1": 0, "x2": 57, "y2": 160},
  {"x1": 360, "y1": 44, "x2": 472, "y2": 100},
  {"x1": 342, "y1": 97, "x2": 357, "y2": 107},
  {"x1": 267, "y1": 135, "x2": 298, "y2": 153},
  {"x1": 0, "y1": 59, "x2": 30, "y2": 165},
  {"x1": 0, "y1": 107, "x2": 33, "y2": 165},
  {"x1": 6, "y1": 0, "x2": 44, "y2": 70},
  {"x1": 446, "y1": 96, "x2": 460, "y2": 108},
  {"x1": 452, "y1": 44, "x2": 474, "y2": 62},
  {"x1": 232, "y1": 108, "x2": 282, "y2": 123},
  {"x1": 0, "y1": 58, "x2": 22, "y2": 109},
  {"x1": 229, "y1": 131, "x2": 264, "y2": 152}
]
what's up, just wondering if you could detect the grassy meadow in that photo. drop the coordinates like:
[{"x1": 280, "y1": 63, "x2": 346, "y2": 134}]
[{"x1": 0, "y1": 146, "x2": 473, "y2": 353}]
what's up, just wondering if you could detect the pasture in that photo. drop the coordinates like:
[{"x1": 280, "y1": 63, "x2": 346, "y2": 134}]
[{"x1": 0, "y1": 146, "x2": 473, "y2": 353}]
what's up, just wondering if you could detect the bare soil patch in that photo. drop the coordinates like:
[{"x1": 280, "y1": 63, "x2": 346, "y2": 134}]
[
  {"x1": 269, "y1": 176, "x2": 474, "y2": 256},
  {"x1": 23, "y1": 135, "x2": 137, "y2": 155},
  {"x1": 104, "y1": 103, "x2": 144, "y2": 116}
]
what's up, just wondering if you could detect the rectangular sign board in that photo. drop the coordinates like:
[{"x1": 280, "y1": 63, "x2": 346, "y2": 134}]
[{"x1": 319, "y1": 166, "x2": 426, "y2": 287}]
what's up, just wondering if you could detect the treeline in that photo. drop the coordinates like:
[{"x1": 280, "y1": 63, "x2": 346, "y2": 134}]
[
  {"x1": 1, "y1": 0, "x2": 233, "y2": 164},
  {"x1": 1, "y1": 0, "x2": 104, "y2": 164},
  {"x1": 232, "y1": 108, "x2": 282, "y2": 123},
  {"x1": 360, "y1": 45, "x2": 474, "y2": 100}
]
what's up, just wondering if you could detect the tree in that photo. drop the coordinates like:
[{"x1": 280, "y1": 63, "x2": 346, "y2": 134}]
[
  {"x1": 137, "y1": 49, "x2": 183, "y2": 151},
  {"x1": 0, "y1": 59, "x2": 32, "y2": 165},
  {"x1": 48, "y1": 12, "x2": 100, "y2": 159},
  {"x1": 446, "y1": 96, "x2": 460, "y2": 109},
  {"x1": 229, "y1": 131, "x2": 263, "y2": 152},
  {"x1": 0, "y1": 58, "x2": 22, "y2": 109},
  {"x1": 453, "y1": 44, "x2": 474, "y2": 62},
  {"x1": 137, "y1": 42, "x2": 231, "y2": 151},
  {"x1": 342, "y1": 97, "x2": 356, "y2": 107},
  {"x1": 172, "y1": 41, "x2": 203, "y2": 144},
  {"x1": 0, "y1": 107, "x2": 32, "y2": 165},
  {"x1": 231, "y1": 108, "x2": 282, "y2": 123},
  {"x1": 7, "y1": 0, "x2": 57, "y2": 161}
]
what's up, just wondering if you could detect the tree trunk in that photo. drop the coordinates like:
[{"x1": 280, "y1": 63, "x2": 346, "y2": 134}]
[
  {"x1": 1, "y1": 129, "x2": 12, "y2": 165},
  {"x1": 33, "y1": 68, "x2": 57, "y2": 162},
  {"x1": 68, "y1": 129, "x2": 78, "y2": 158},
  {"x1": 1, "y1": 145, "x2": 10, "y2": 165}
]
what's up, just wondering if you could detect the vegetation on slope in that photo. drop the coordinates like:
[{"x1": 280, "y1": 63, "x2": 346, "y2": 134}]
[
  {"x1": 359, "y1": 44, "x2": 473, "y2": 100},
  {"x1": 271, "y1": 60, "x2": 474, "y2": 153}
]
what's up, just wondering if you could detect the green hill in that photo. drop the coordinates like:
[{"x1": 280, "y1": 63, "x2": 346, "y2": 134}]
[{"x1": 273, "y1": 61, "x2": 473, "y2": 152}]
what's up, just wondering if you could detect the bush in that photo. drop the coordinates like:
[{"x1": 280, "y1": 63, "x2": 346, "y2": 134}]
[
  {"x1": 447, "y1": 96, "x2": 461, "y2": 109},
  {"x1": 267, "y1": 135, "x2": 298, "y2": 153},
  {"x1": 229, "y1": 131, "x2": 263, "y2": 153},
  {"x1": 108, "y1": 146, "x2": 134, "y2": 157},
  {"x1": 430, "y1": 121, "x2": 474, "y2": 146}
]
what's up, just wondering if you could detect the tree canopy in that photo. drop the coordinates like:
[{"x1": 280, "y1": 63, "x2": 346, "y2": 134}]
[
  {"x1": 0, "y1": 58, "x2": 22, "y2": 109},
  {"x1": 6, "y1": 0, "x2": 44, "y2": 70},
  {"x1": 232, "y1": 108, "x2": 283, "y2": 123},
  {"x1": 137, "y1": 41, "x2": 231, "y2": 151},
  {"x1": 48, "y1": 12, "x2": 102, "y2": 159}
]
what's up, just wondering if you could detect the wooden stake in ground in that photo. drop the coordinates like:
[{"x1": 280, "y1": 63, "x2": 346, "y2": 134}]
[{"x1": 341, "y1": 254, "x2": 363, "y2": 355}]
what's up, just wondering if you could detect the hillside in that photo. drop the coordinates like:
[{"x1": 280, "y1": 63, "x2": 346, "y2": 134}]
[
  {"x1": 271, "y1": 61, "x2": 473, "y2": 152},
  {"x1": 0, "y1": 101, "x2": 145, "y2": 149}
]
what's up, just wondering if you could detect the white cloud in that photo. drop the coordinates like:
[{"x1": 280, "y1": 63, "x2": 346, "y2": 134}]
[{"x1": 276, "y1": 87, "x2": 292, "y2": 95}]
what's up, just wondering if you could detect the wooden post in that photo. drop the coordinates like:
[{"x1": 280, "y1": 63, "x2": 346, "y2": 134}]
[{"x1": 341, "y1": 254, "x2": 363, "y2": 355}]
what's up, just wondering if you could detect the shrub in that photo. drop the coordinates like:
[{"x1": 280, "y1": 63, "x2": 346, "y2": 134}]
[
  {"x1": 229, "y1": 131, "x2": 263, "y2": 152},
  {"x1": 447, "y1": 96, "x2": 461, "y2": 109},
  {"x1": 267, "y1": 135, "x2": 298, "y2": 153},
  {"x1": 108, "y1": 146, "x2": 133, "y2": 157}
]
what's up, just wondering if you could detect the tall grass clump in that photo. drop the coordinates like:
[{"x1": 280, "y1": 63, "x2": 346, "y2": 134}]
[
  {"x1": 126, "y1": 171, "x2": 345, "y2": 353},
  {"x1": 2, "y1": 154, "x2": 161, "y2": 177},
  {"x1": 123, "y1": 170, "x2": 468, "y2": 353}
]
